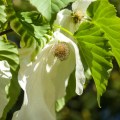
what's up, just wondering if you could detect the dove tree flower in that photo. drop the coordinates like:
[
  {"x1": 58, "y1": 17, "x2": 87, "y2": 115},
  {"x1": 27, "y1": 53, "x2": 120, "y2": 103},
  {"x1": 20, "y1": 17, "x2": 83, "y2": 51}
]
[
  {"x1": 12, "y1": 31, "x2": 85, "y2": 120},
  {"x1": 54, "y1": 0, "x2": 95, "y2": 34},
  {"x1": 54, "y1": 0, "x2": 94, "y2": 79},
  {"x1": 0, "y1": 60, "x2": 12, "y2": 117}
]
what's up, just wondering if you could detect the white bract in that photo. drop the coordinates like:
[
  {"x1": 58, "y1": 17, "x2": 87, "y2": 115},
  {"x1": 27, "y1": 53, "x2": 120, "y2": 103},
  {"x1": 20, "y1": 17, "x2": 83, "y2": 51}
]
[
  {"x1": 54, "y1": 0, "x2": 94, "y2": 34},
  {"x1": 0, "y1": 60, "x2": 12, "y2": 117},
  {"x1": 12, "y1": 31, "x2": 85, "y2": 120}
]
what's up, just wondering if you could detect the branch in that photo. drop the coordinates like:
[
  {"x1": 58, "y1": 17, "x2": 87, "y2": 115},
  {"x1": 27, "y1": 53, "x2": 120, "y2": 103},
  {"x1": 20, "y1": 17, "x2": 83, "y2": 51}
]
[{"x1": 0, "y1": 29, "x2": 13, "y2": 36}]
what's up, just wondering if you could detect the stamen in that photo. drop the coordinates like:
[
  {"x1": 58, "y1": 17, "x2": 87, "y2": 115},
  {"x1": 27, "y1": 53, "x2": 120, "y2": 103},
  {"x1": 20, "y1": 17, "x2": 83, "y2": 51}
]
[{"x1": 72, "y1": 10, "x2": 84, "y2": 23}]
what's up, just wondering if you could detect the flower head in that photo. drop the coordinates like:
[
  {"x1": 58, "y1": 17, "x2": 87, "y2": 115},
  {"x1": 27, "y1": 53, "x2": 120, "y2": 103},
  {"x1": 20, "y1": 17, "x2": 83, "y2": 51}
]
[
  {"x1": 53, "y1": 42, "x2": 70, "y2": 61},
  {"x1": 12, "y1": 31, "x2": 85, "y2": 120},
  {"x1": 54, "y1": 0, "x2": 94, "y2": 33}
]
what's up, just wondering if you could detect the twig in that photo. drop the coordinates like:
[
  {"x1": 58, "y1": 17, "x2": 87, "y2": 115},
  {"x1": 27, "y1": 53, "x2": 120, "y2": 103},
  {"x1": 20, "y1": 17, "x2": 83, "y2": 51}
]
[{"x1": 0, "y1": 29, "x2": 13, "y2": 36}]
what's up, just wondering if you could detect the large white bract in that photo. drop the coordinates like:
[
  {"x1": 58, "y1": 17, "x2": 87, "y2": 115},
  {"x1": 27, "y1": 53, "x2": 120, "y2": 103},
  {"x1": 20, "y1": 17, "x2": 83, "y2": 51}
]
[{"x1": 12, "y1": 31, "x2": 85, "y2": 120}]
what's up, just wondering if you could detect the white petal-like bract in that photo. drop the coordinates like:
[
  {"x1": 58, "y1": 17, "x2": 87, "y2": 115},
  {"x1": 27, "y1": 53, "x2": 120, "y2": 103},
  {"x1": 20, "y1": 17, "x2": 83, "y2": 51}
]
[
  {"x1": 54, "y1": 0, "x2": 94, "y2": 33},
  {"x1": 13, "y1": 31, "x2": 85, "y2": 120},
  {"x1": 72, "y1": 0, "x2": 93, "y2": 15}
]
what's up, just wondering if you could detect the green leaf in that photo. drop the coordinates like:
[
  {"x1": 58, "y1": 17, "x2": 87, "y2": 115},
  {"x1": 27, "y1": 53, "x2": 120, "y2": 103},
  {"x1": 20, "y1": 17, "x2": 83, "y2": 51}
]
[
  {"x1": 0, "y1": 1, "x2": 4, "y2": 5},
  {"x1": 0, "y1": 36, "x2": 20, "y2": 120},
  {"x1": 0, "y1": 5, "x2": 6, "y2": 23},
  {"x1": 65, "y1": 71, "x2": 76, "y2": 103},
  {"x1": 74, "y1": 21, "x2": 112, "y2": 107},
  {"x1": 29, "y1": 0, "x2": 75, "y2": 21},
  {"x1": 56, "y1": 98, "x2": 65, "y2": 112},
  {"x1": 0, "y1": 5, "x2": 7, "y2": 30},
  {"x1": 20, "y1": 11, "x2": 47, "y2": 25},
  {"x1": 0, "y1": 60, "x2": 11, "y2": 118},
  {"x1": 5, "y1": 2, "x2": 50, "y2": 60},
  {"x1": 13, "y1": 0, "x2": 36, "y2": 12},
  {"x1": 87, "y1": 0, "x2": 120, "y2": 67}
]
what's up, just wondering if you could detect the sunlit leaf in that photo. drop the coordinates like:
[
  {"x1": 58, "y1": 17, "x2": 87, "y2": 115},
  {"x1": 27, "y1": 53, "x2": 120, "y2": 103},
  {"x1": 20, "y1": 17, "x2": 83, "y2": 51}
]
[
  {"x1": 0, "y1": 5, "x2": 7, "y2": 31},
  {"x1": 29, "y1": 0, "x2": 75, "y2": 21},
  {"x1": 75, "y1": 21, "x2": 112, "y2": 107},
  {"x1": 0, "y1": 36, "x2": 20, "y2": 119},
  {"x1": 0, "y1": 5, "x2": 6, "y2": 23},
  {"x1": 0, "y1": 60, "x2": 11, "y2": 118},
  {"x1": 87, "y1": 0, "x2": 120, "y2": 67},
  {"x1": 5, "y1": 0, "x2": 50, "y2": 60}
]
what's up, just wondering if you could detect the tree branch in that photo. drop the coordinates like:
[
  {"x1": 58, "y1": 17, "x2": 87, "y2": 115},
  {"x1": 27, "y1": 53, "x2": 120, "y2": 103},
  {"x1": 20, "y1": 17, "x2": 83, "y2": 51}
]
[{"x1": 0, "y1": 29, "x2": 13, "y2": 36}]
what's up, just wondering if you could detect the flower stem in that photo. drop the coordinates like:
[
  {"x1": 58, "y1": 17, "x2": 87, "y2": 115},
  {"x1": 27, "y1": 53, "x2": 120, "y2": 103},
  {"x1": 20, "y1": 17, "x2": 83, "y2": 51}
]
[{"x1": 54, "y1": 24, "x2": 74, "y2": 37}]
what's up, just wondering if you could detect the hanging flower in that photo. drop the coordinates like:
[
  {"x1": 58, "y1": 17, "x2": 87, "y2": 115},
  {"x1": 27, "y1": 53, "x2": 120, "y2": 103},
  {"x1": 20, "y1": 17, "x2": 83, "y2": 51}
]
[
  {"x1": 54, "y1": 0, "x2": 95, "y2": 34},
  {"x1": 12, "y1": 31, "x2": 85, "y2": 120},
  {"x1": 0, "y1": 60, "x2": 12, "y2": 117}
]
